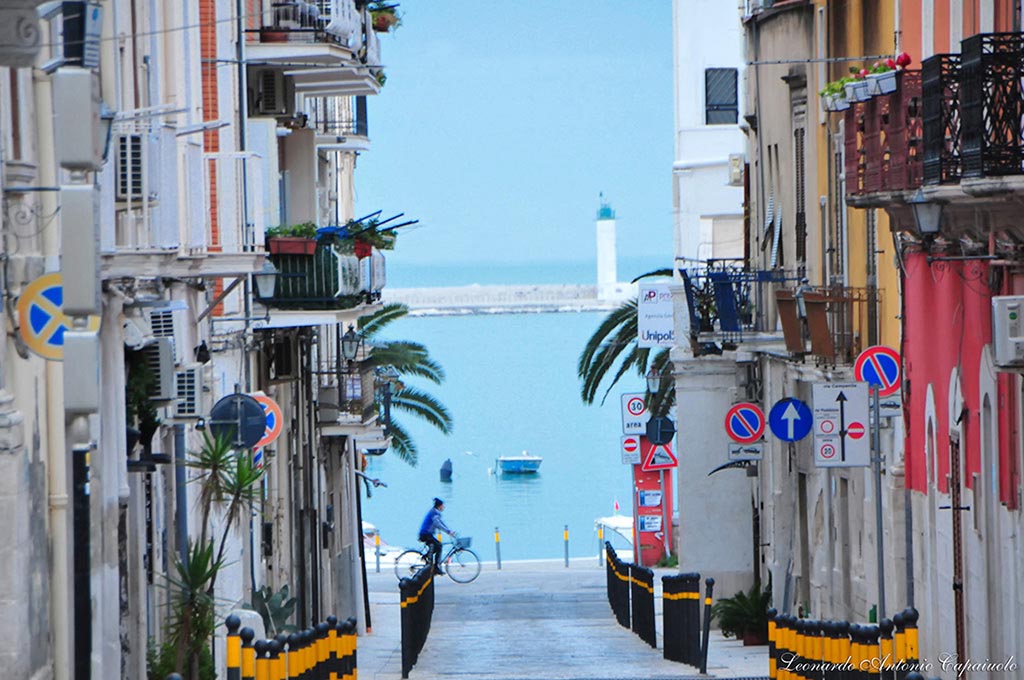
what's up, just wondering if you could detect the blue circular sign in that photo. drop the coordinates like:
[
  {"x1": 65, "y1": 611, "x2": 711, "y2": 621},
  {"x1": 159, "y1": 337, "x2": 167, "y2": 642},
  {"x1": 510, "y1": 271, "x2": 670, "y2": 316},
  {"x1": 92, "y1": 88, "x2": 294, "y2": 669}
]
[{"x1": 768, "y1": 397, "x2": 813, "y2": 442}]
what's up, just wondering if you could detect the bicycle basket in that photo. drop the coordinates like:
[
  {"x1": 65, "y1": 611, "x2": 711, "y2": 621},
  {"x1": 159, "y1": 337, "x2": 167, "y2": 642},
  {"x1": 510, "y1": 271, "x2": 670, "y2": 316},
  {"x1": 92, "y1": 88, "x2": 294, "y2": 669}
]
[{"x1": 455, "y1": 536, "x2": 472, "y2": 549}]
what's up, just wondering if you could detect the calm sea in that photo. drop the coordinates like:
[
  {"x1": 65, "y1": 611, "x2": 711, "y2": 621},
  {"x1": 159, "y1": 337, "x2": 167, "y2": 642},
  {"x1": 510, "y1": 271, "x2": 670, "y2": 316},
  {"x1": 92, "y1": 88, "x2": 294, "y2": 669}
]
[{"x1": 361, "y1": 258, "x2": 662, "y2": 560}]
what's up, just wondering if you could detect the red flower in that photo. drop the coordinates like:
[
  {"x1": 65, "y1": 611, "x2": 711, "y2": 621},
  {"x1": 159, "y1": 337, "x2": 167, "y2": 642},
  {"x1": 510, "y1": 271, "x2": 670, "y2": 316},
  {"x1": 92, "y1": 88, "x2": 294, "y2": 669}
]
[
  {"x1": 859, "y1": 68, "x2": 870, "y2": 78},
  {"x1": 896, "y1": 52, "x2": 912, "y2": 68},
  {"x1": 886, "y1": 58, "x2": 897, "y2": 69}
]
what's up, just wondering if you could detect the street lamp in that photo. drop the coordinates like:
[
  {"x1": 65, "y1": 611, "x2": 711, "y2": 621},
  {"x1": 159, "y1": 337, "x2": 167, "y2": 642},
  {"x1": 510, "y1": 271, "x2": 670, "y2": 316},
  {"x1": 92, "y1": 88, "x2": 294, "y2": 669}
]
[
  {"x1": 254, "y1": 259, "x2": 279, "y2": 299},
  {"x1": 375, "y1": 365, "x2": 400, "y2": 434},
  {"x1": 646, "y1": 366, "x2": 663, "y2": 394},
  {"x1": 908, "y1": 188, "x2": 943, "y2": 236},
  {"x1": 341, "y1": 324, "x2": 363, "y2": 362}
]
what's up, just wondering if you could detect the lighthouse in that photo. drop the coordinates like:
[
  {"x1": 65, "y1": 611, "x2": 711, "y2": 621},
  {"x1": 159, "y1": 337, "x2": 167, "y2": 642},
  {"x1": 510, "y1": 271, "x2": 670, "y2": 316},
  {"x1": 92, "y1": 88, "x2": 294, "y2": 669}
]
[{"x1": 596, "y1": 193, "x2": 618, "y2": 301}]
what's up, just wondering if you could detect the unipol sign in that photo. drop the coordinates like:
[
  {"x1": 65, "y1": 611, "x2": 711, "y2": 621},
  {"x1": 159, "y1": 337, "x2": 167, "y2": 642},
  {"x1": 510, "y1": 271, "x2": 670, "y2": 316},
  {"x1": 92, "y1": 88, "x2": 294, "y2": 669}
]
[{"x1": 638, "y1": 283, "x2": 674, "y2": 348}]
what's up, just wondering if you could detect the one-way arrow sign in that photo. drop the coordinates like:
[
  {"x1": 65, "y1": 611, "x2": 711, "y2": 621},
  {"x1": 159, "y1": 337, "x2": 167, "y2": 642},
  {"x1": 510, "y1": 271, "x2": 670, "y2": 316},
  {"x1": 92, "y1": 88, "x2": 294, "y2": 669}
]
[
  {"x1": 812, "y1": 382, "x2": 869, "y2": 467},
  {"x1": 768, "y1": 397, "x2": 812, "y2": 442}
]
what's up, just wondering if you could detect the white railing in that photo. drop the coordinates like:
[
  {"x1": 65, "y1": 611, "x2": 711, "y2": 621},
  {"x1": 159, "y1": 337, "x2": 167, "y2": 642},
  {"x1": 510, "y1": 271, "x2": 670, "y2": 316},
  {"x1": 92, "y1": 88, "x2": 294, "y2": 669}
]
[{"x1": 200, "y1": 152, "x2": 267, "y2": 255}]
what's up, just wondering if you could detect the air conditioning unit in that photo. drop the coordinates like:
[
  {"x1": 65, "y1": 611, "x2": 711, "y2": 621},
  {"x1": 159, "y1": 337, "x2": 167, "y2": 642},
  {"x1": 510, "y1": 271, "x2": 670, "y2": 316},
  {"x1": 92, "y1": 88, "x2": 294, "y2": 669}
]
[
  {"x1": 993, "y1": 296, "x2": 1024, "y2": 370},
  {"x1": 143, "y1": 337, "x2": 176, "y2": 402},
  {"x1": 254, "y1": 69, "x2": 290, "y2": 116},
  {"x1": 147, "y1": 301, "x2": 189, "y2": 365},
  {"x1": 115, "y1": 133, "x2": 158, "y2": 202},
  {"x1": 172, "y1": 364, "x2": 205, "y2": 419}
]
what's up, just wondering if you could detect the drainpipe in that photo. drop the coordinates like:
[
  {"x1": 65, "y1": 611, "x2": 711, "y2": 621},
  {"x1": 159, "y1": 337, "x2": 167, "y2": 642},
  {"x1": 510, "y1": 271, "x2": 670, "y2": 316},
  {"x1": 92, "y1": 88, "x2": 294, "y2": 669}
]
[
  {"x1": 174, "y1": 424, "x2": 188, "y2": 563},
  {"x1": 32, "y1": 65, "x2": 71, "y2": 680}
]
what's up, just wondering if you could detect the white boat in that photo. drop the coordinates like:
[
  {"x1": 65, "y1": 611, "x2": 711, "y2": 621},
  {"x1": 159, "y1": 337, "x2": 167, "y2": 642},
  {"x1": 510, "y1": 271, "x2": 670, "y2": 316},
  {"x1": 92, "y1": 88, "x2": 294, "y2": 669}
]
[
  {"x1": 362, "y1": 521, "x2": 405, "y2": 559},
  {"x1": 496, "y1": 451, "x2": 542, "y2": 474}
]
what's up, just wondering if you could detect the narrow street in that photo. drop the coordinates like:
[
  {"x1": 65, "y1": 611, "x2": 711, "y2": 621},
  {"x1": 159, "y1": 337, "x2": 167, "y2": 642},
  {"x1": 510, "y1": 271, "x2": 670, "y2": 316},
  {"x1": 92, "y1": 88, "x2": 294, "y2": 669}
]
[{"x1": 358, "y1": 560, "x2": 768, "y2": 680}]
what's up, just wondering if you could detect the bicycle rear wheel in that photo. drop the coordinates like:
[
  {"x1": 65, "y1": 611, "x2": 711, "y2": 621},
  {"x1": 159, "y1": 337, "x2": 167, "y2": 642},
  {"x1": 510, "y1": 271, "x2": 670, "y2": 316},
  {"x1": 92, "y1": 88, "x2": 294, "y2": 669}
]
[
  {"x1": 395, "y1": 549, "x2": 429, "y2": 580},
  {"x1": 446, "y1": 548, "x2": 481, "y2": 583}
]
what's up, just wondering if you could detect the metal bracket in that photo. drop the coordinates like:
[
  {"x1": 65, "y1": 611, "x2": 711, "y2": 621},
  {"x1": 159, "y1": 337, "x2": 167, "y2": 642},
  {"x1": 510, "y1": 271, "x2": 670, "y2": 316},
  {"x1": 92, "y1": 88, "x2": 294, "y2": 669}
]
[{"x1": 197, "y1": 276, "x2": 244, "y2": 322}]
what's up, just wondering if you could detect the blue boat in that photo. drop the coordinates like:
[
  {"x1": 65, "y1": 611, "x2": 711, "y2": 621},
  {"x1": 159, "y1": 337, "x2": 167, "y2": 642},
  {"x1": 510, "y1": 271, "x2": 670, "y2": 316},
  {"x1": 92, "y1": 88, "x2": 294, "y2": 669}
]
[{"x1": 496, "y1": 451, "x2": 543, "y2": 474}]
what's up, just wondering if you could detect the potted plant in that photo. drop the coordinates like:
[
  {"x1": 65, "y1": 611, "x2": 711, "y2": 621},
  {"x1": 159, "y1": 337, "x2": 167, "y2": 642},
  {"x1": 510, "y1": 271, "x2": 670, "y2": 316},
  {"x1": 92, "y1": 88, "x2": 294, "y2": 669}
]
[
  {"x1": 369, "y1": 2, "x2": 401, "y2": 32},
  {"x1": 711, "y1": 583, "x2": 771, "y2": 646},
  {"x1": 844, "y1": 71, "x2": 871, "y2": 103},
  {"x1": 266, "y1": 222, "x2": 319, "y2": 255},
  {"x1": 819, "y1": 78, "x2": 851, "y2": 112},
  {"x1": 316, "y1": 217, "x2": 398, "y2": 258}
]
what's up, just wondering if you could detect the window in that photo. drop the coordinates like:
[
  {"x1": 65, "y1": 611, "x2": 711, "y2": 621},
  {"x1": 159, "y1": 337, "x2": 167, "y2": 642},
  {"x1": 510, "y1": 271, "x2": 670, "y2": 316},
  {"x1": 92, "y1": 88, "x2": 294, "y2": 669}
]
[{"x1": 705, "y1": 68, "x2": 738, "y2": 125}]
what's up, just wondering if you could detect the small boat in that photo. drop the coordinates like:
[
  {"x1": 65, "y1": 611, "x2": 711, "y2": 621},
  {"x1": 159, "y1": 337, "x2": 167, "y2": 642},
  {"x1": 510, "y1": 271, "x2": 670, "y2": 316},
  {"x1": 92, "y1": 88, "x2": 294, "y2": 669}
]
[
  {"x1": 495, "y1": 451, "x2": 542, "y2": 474},
  {"x1": 595, "y1": 514, "x2": 634, "y2": 562}
]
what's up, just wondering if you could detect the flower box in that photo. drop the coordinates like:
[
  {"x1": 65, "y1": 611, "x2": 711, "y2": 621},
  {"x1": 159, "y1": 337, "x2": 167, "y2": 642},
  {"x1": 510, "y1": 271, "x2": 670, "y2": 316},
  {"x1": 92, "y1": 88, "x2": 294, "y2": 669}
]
[
  {"x1": 267, "y1": 236, "x2": 317, "y2": 256},
  {"x1": 866, "y1": 70, "x2": 897, "y2": 96},
  {"x1": 372, "y1": 12, "x2": 398, "y2": 32},
  {"x1": 844, "y1": 80, "x2": 871, "y2": 102}
]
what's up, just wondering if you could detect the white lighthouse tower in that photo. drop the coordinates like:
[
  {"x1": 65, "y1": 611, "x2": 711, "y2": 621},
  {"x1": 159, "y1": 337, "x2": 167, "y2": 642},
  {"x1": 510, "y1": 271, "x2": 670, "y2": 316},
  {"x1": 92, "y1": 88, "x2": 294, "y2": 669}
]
[{"x1": 596, "y1": 193, "x2": 619, "y2": 301}]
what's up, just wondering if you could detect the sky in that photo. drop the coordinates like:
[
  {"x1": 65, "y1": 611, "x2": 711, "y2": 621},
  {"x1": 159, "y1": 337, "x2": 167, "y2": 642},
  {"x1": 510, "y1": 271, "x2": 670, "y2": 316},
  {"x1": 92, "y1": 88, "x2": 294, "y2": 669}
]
[{"x1": 354, "y1": 1, "x2": 675, "y2": 269}]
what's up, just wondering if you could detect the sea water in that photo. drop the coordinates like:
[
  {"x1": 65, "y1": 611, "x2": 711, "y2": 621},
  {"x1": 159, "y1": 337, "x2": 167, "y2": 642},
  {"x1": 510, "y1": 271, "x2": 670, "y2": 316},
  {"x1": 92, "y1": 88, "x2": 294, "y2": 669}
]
[{"x1": 360, "y1": 258, "x2": 662, "y2": 560}]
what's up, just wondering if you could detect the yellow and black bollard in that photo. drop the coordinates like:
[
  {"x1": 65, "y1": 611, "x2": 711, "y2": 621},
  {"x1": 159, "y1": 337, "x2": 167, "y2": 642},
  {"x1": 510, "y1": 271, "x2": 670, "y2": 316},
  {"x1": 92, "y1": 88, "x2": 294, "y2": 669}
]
[
  {"x1": 774, "y1": 615, "x2": 788, "y2": 680},
  {"x1": 879, "y1": 618, "x2": 894, "y2": 679},
  {"x1": 254, "y1": 640, "x2": 269, "y2": 680},
  {"x1": 287, "y1": 632, "x2": 301, "y2": 680},
  {"x1": 495, "y1": 526, "x2": 502, "y2": 570},
  {"x1": 272, "y1": 635, "x2": 287, "y2": 680},
  {"x1": 241, "y1": 627, "x2": 256, "y2": 680},
  {"x1": 318, "y1": 622, "x2": 331, "y2": 679},
  {"x1": 699, "y1": 577, "x2": 715, "y2": 674},
  {"x1": 344, "y1": 617, "x2": 358, "y2": 680},
  {"x1": 892, "y1": 611, "x2": 906, "y2": 680},
  {"x1": 226, "y1": 615, "x2": 243, "y2": 680},
  {"x1": 564, "y1": 525, "x2": 570, "y2": 567},
  {"x1": 902, "y1": 607, "x2": 919, "y2": 675},
  {"x1": 767, "y1": 608, "x2": 778, "y2": 679},
  {"x1": 865, "y1": 624, "x2": 881, "y2": 678},
  {"x1": 849, "y1": 624, "x2": 863, "y2": 680}
]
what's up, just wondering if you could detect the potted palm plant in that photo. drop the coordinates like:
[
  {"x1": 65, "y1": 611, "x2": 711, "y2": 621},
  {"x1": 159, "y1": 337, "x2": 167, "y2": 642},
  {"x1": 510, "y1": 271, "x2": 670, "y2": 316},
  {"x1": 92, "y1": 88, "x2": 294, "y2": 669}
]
[
  {"x1": 266, "y1": 222, "x2": 319, "y2": 255},
  {"x1": 711, "y1": 583, "x2": 771, "y2": 646}
]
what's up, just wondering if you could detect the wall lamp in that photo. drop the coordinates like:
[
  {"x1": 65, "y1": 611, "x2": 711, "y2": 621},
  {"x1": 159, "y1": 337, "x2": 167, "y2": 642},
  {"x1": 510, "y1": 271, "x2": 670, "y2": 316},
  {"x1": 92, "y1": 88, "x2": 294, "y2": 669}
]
[{"x1": 909, "y1": 188, "x2": 943, "y2": 236}]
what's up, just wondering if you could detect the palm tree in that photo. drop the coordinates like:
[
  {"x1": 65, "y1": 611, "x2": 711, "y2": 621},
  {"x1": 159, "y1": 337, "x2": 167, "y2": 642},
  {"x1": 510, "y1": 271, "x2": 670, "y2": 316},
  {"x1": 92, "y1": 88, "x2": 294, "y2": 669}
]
[
  {"x1": 577, "y1": 270, "x2": 676, "y2": 417},
  {"x1": 359, "y1": 303, "x2": 453, "y2": 465}
]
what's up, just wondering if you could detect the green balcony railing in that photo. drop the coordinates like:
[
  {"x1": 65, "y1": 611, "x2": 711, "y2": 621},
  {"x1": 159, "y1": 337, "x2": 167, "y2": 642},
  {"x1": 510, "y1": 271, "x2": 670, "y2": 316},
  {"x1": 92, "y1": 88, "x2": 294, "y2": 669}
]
[{"x1": 264, "y1": 244, "x2": 364, "y2": 310}]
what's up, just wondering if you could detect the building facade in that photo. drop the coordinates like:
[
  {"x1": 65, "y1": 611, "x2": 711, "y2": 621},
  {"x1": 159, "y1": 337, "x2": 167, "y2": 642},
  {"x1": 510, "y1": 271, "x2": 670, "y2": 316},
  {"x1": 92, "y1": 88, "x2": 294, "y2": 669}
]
[{"x1": 0, "y1": 1, "x2": 396, "y2": 678}]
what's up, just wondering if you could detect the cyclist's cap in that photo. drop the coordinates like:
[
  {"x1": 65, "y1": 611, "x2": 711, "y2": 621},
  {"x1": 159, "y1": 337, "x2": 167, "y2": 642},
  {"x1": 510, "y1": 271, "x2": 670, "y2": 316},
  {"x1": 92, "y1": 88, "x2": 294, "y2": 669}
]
[{"x1": 433, "y1": 497, "x2": 444, "y2": 507}]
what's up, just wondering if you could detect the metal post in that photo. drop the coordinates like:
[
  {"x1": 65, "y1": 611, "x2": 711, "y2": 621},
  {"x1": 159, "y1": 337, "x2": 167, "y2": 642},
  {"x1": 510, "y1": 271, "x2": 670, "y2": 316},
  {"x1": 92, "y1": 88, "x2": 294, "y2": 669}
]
[
  {"x1": 700, "y1": 578, "x2": 715, "y2": 674},
  {"x1": 871, "y1": 386, "x2": 887, "y2": 619},
  {"x1": 563, "y1": 525, "x2": 569, "y2": 567},
  {"x1": 495, "y1": 527, "x2": 502, "y2": 570},
  {"x1": 597, "y1": 525, "x2": 604, "y2": 567},
  {"x1": 659, "y1": 469, "x2": 670, "y2": 559},
  {"x1": 375, "y1": 531, "x2": 381, "y2": 574}
]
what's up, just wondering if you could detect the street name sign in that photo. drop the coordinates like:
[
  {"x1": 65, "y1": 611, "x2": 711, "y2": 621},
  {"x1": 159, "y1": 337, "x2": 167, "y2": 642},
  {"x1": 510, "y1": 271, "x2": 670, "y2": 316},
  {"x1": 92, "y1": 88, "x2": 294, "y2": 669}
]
[
  {"x1": 812, "y1": 382, "x2": 870, "y2": 467},
  {"x1": 728, "y1": 442, "x2": 764, "y2": 461},
  {"x1": 621, "y1": 393, "x2": 651, "y2": 435}
]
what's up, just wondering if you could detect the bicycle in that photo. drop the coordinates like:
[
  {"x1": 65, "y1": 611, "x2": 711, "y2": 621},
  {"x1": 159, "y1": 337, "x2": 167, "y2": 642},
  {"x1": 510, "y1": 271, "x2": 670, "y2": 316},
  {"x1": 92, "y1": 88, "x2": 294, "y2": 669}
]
[{"x1": 394, "y1": 535, "x2": 481, "y2": 583}]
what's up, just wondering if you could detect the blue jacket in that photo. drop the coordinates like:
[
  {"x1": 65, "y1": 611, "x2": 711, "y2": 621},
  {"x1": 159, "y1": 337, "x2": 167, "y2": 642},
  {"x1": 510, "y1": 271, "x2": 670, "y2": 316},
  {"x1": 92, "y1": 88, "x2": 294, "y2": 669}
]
[{"x1": 419, "y1": 507, "x2": 451, "y2": 536}]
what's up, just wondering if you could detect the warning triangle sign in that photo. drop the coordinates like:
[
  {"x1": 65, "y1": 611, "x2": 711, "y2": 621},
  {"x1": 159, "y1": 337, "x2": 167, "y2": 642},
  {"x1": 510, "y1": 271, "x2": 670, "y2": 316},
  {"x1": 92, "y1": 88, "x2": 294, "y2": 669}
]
[{"x1": 641, "y1": 439, "x2": 678, "y2": 471}]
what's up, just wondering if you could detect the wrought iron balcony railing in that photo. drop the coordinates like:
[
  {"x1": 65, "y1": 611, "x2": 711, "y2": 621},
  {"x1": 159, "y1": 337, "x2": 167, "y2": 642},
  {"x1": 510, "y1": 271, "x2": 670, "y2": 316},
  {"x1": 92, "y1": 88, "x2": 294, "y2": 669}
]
[
  {"x1": 845, "y1": 70, "x2": 923, "y2": 197},
  {"x1": 775, "y1": 285, "x2": 876, "y2": 365},
  {"x1": 961, "y1": 33, "x2": 1024, "y2": 178},
  {"x1": 679, "y1": 263, "x2": 802, "y2": 349},
  {"x1": 922, "y1": 53, "x2": 962, "y2": 184},
  {"x1": 251, "y1": 0, "x2": 362, "y2": 47},
  {"x1": 261, "y1": 243, "x2": 384, "y2": 310}
]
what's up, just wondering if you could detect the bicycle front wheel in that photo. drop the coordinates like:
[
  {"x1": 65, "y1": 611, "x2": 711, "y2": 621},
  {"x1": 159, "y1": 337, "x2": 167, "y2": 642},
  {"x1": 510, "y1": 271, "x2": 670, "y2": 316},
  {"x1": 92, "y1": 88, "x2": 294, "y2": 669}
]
[
  {"x1": 395, "y1": 549, "x2": 429, "y2": 580},
  {"x1": 446, "y1": 548, "x2": 481, "y2": 583}
]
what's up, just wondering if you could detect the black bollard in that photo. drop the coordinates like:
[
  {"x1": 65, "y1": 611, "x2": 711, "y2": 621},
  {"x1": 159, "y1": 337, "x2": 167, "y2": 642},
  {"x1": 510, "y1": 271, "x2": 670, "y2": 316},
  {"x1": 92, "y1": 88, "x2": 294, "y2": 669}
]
[
  {"x1": 240, "y1": 627, "x2": 255, "y2": 680},
  {"x1": 699, "y1": 577, "x2": 715, "y2": 675},
  {"x1": 225, "y1": 614, "x2": 242, "y2": 680}
]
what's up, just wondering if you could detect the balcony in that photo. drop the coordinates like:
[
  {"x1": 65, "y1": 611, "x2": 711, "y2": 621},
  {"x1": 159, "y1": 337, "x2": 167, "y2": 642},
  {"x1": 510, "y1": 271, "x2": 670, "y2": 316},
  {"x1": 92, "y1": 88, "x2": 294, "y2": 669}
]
[
  {"x1": 245, "y1": 0, "x2": 381, "y2": 99},
  {"x1": 311, "y1": 95, "x2": 370, "y2": 152},
  {"x1": 775, "y1": 286, "x2": 876, "y2": 366},
  {"x1": 100, "y1": 118, "x2": 265, "y2": 279},
  {"x1": 679, "y1": 263, "x2": 800, "y2": 355},
  {"x1": 319, "y1": 366, "x2": 378, "y2": 429},
  {"x1": 843, "y1": 70, "x2": 924, "y2": 205},
  {"x1": 257, "y1": 242, "x2": 384, "y2": 317}
]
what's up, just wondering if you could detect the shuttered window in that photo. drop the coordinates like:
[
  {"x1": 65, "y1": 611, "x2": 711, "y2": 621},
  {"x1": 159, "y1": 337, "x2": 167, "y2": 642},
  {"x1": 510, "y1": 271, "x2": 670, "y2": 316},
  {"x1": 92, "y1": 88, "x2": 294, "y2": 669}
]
[{"x1": 705, "y1": 68, "x2": 739, "y2": 125}]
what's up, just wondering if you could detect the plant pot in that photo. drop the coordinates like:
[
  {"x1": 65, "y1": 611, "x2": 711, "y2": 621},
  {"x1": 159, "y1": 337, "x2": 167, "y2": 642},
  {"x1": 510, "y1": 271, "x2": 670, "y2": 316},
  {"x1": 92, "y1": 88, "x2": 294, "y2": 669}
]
[
  {"x1": 834, "y1": 94, "x2": 850, "y2": 111},
  {"x1": 260, "y1": 29, "x2": 291, "y2": 43},
  {"x1": 866, "y1": 71, "x2": 897, "y2": 96},
  {"x1": 372, "y1": 12, "x2": 397, "y2": 32},
  {"x1": 354, "y1": 240, "x2": 373, "y2": 259},
  {"x1": 821, "y1": 94, "x2": 837, "y2": 112},
  {"x1": 742, "y1": 630, "x2": 768, "y2": 646},
  {"x1": 267, "y1": 236, "x2": 317, "y2": 255}
]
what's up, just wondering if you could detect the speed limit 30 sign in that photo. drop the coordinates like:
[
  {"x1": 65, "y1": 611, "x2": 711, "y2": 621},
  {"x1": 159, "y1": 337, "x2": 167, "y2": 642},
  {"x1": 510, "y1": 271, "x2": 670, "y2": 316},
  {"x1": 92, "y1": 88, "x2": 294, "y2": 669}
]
[{"x1": 621, "y1": 393, "x2": 651, "y2": 435}]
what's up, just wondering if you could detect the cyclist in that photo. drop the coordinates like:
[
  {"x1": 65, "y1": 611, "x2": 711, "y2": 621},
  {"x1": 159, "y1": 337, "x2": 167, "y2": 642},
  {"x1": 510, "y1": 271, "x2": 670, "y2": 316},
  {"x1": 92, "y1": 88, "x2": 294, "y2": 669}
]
[{"x1": 418, "y1": 497, "x2": 455, "y2": 575}]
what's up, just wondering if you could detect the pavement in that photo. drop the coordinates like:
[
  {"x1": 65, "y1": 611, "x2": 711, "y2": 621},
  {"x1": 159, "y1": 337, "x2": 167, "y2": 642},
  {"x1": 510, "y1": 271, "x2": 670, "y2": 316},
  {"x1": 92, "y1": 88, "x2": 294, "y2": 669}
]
[{"x1": 357, "y1": 557, "x2": 768, "y2": 680}]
